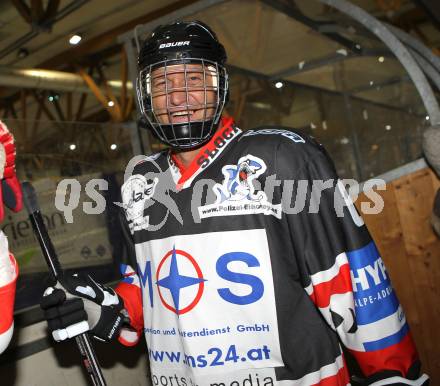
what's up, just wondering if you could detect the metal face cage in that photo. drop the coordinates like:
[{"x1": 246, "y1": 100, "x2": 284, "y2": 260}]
[{"x1": 137, "y1": 58, "x2": 228, "y2": 149}]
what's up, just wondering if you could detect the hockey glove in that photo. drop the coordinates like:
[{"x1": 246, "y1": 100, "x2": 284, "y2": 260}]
[
  {"x1": 41, "y1": 273, "x2": 126, "y2": 343},
  {"x1": 0, "y1": 120, "x2": 22, "y2": 222}
]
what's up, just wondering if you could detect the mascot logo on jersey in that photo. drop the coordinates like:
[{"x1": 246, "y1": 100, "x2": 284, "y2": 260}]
[
  {"x1": 214, "y1": 156, "x2": 265, "y2": 203},
  {"x1": 119, "y1": 155, "x2": 183, "y2": 233},
  {"x1": 122, "y1": 175, "x2": 158, "y2": 232},
  {"x1": 198, "y1": 155, "x2": 282, "y2": 219}
]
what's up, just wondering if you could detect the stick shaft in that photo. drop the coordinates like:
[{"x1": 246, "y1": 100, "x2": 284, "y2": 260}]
[
  {"x1": 28, "y1": 214, "x2": 61, "y2": 279},
  {"x1": 23, "y1": 182, "x2": 107, "y2": 386}
]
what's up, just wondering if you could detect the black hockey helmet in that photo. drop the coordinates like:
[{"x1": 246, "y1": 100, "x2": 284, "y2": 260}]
[{"x1": 136, "y1": 20, "x2": 229, "y2": 149}]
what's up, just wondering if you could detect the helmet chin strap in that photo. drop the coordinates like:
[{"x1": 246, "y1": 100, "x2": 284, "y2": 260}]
[{"x1": 157, "y1": 119, "x2": 217, "y2": 150}]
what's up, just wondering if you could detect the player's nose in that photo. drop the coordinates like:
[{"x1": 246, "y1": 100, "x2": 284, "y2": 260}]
[
  {"x1": 169, "y1": 74, "x2": 187, "y2": 106},
  {"x1": 169, "y1": 89, "x2": 187, "y2": 106}
]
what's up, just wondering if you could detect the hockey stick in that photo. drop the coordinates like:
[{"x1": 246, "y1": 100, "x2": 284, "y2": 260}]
[{"x1": 22, "y1": 181, "x2": 107, "y2": 386}]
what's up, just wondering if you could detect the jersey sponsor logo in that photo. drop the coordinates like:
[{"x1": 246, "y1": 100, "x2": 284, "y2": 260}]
[
  {"x1": 198, "y1": 155, "x2": 282, "y2": 219},
  {"x1": 348, "y1": 242, "x2": 399, "y2": 324},
  {"x1": 138, "y1": 246, "x2": 265, "y2": 312},
  {"x1": 195, "y1": 123, "x2": 241, "y2": 170},
  {"x1": 136, "y1": 229, "x2": 283, "y2": 373},
  {"x1": 159, "y1": 41, "x2": 190, "y2": 49},
  {"x1": 310, "y1": 243, "x2": 409, "y2": 353},
  {"x1": 167, "y1": 119, "x2": 240, "y2": 190},
  {"x1": 241, "y1": 129, "x2": 305, "y2": 143},
  {"x1": 156, "y1": 246, "x2": 206, "y2": 315},
  {"x1": 149, "y1": 366, "x2": 277, "y2": 386},
  {"x1": 347, "y1": 241, "x2": 409, "y2": 351}
]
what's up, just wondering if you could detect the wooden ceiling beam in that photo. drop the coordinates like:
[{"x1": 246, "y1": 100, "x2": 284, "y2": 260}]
[
  {"x1": 2, "y1": 0, "x2": 208, "y2": 125},
  {"x1": 9, "y1": 101, "x2": 18, "y2": 120},
  {"x1": 30, "y1": 102, "x2": 44, "y2": 148},
  {"x1": 20, "y1": 90, "x2": 27, "y2": 140},
  {"x1": 31, "y1": 91, "x2": 57, "y2": 121},
  {"x1": 413, "y1": 0, "x2": 440, "y2": 31},
  {"x1": 3, "y1": 105, "x2": 10, "y2": 119},
  {"x1": 75, "y1": 92, "x2": 88, "y2": 121},
  {"x1": 0, "y1": 44, "x2": 121, "y2": 100},
  {"x1": 78, "y1": 68, "x2": 119, "y2": 121},
  {"x1": 82, "y1": 108, "x2": 111, "y2": 123},
  {"x1": 1, "y1": 0, "x2": 201, "y2": 124},
  {"x1": 124, "y1": 93, "x2": 134, "y2": 120},
  {"x1": 3, "y1": 106, "x2": 10, "y2": 119},
  {"x1": 43, "y1": 0, "x2": 61, "y2": 23},
  {"x1": 96, "y1": 66, "x2": 122, "y2": 121},
  {"x1": 11, "y1": 0, "x2": 32, "y2": 24},
  {"x1": 38, "y1": 0, "x2": 198, "y2": 70},
  {"x1": 52, "y1": 95, "x2": 66, "y2": 121},
  {"x1": 66, "y1": 92, "x2": 73, "y2": 121},
  {"x1": 76, "y1": 44, "x2": 122, "y2": 69},
  {"x1": 30, "y1": 0, "x2": 45, "y2": 23},
  {"x1": 75, "y1": 66, "x2": 94, "y2": 121},
  {"x1": 392, "y1": 7, "x2": 426, "y2": 30}
]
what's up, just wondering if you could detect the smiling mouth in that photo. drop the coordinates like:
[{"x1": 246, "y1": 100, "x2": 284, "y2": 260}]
[
  {"x1": 171, "y1": 110, "x2": 194, "y2": 117},
  {"x1": 168, "y1": 110, "x2": 194, "y2": 124},
  {"x1": 158, "y1": 107, "x2": 213, "y2": 124}
]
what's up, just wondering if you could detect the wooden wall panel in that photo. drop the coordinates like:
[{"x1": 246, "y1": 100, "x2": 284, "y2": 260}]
[
  {"x1": 356, "y1": 167, "x2": 440, "y2": 383},
  {"x1": 395, "y1": 170, "x2": 440, "y2": 379}
]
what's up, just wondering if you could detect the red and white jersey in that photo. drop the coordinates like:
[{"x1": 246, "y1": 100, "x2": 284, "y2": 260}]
[
  {"x1": 0, "y1": 121, "x2": 22, "y2": 354},
  {"x1": 116, "y1": 119, "x2": 420, "y2": 385},
  {"x1": 0, "y1": 233, "x2": 18, "y2": 354}
]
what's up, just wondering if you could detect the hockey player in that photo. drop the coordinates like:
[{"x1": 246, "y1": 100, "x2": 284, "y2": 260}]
[
  {"x1": 41, "y1": 22, "x2": 430, "y2": 385},
  {"x1": 0, "y1": 120, "x2": 23, "y2": 354}
]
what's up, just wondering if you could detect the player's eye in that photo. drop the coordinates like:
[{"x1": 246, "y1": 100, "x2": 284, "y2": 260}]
[
  {"x1": 153, "y1": 78, "x2": 166, "y2": 90},
  {"x1": 187, "y1": 74, "x2": 203, "y2": 85}
]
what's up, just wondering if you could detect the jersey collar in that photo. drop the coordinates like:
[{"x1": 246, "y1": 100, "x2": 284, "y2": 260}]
[{"x1": 168, "y1": 117, "x2": 241, "y2": 190}]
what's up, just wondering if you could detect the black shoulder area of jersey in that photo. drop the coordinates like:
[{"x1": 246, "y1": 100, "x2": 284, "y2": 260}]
[
  {"x1": 238, "y1": 125, "x2": 330, "y2": 166},
  {"x1": 131, "y1": 150, "x2": 169, "y2": 176}
]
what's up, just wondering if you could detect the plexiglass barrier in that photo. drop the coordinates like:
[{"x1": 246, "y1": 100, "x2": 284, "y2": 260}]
[{"x1": 1, "y1": 119, "x2": 135, "y2": 310}]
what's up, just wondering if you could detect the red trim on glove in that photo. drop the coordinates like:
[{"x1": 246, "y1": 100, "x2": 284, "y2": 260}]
[
  {"x1": 115, "y1": 282, "x2": 144, "y2": 336},
  {"x1": 118, "y1": 328, "x2": 141, "y2": 347}
]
